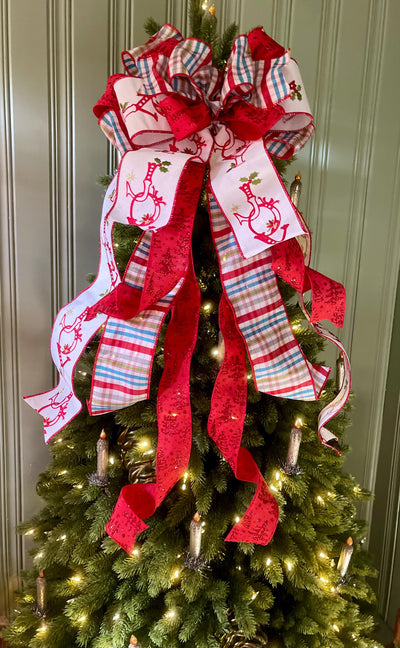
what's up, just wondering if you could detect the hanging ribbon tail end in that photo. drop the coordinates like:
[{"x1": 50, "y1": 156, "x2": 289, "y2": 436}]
[
  {"x1": 106, "y1": 483, "x2": 157, "y2": 553},
  {"x1": 307, "y1": 269, "x2": 346, "y2": 329},
  {"x1": 318, "y1": 425, "x2": 341, "y2": 456}
]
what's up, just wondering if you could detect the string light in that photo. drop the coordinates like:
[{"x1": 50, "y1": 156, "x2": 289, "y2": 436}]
[
  {"x1": 286, "y1": 561, "x2": 293, "y2": 571},
  {"x1": 139, "y1": 438, "x2": 150, "y2": 450},
  {"x1": 165, "y1": 610, "x2": 176, "y2": 619},
  {"x1": 235, "y1": 515, "x2": 240, "y2": 523},
  {"x1": 266, "y1": 558, "x2": 272, "y2": 566},
  {"x1": 25, "y1": 529, "x2": 35, "y2": 536},
  {"x1": 113, "y1": 613, "x2": 120, "y2": 621},
  {"x1": 172, "y1": 569, "x2": 180, "y2": 580},
  {"x1": 37, "y1": 623, "x2": 47, "y2": 633},
  {"x1": 181, "y1": 471, "x2": 189, "y2": 491},
  {"x1": 75, "y1": 484, "x2": 83, "y2": 489},
  {"x1": 59, "y1": 470, "x2": 68, "y2": 475},
  {"x1": 332, "y1": 624, "x2": 339, "y2": 633},
  {"x1": 71, "y1": 575, "x2": 81, "y2": 583},
  {"x1": 131, "y1": 547, "x2": 140, "y2": 557},
  {"x1": 77, "y1": 615, "x2": 87, "y2": 623},
  {"x1": 319, "y1": 551, "x2": 328, "y2": 559},
  {"x1": 316, "y1": 495, "x2": 325, "y2": 504},
  {"x1": 58, "y1": 535, "x2": 67, "y2": 541},
  {"x1": 251, "y1": 591, "x2": 259, "y2": 600},
  {"x1": 202, "y1": 302, "x2": 213, "y2": 312},
  {"x1": 109, "y1": 456, "x2": 115, "y2": 465}
]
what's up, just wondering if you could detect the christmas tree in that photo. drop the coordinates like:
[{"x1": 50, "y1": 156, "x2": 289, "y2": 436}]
[{"x1": 4, "y1": 5, "x2": 382, "y2": 648}]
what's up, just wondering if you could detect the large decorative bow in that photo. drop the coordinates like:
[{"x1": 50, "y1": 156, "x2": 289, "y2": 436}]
[{"x1": 24, "y1": 25, "x2": 350, "y2": 553}]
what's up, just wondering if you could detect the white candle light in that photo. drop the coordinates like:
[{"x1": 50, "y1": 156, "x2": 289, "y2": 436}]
[
  {"x1": 290, "y1": 173, "x2": 302, "y2": 208},
  {"x1": 189, "y1": 512, "x2": 202, "y2": 558},
  {"x1": 36, "y1": 569, "x2": 47, "y2": 613},
  {"x1": 335, "y1": 352, "x2": 345, "y2": 393},
  {"x1": 97, "y1": 430, "x2": 109, "y2": 478},
  {"x1": 285, "y1": 419, "x2": 302, "y2": 469},
  {"x1": 337, "y1": 537, "x2": 353, "y2": 578}
]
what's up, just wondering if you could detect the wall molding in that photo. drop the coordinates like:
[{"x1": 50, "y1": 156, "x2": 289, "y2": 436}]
[{"x1": 0, "y1": 0, "x2": 23, "y2": 617}]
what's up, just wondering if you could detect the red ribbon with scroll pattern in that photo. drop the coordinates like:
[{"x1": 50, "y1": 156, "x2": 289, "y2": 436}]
[{"x1": 24, "y1": 24, "x2": 350, "y2": 552}]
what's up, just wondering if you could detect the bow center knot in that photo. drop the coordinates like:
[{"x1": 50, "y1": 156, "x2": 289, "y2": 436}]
[{"x1": 159, "y1": 93, "x2": 212, "y2": 141}]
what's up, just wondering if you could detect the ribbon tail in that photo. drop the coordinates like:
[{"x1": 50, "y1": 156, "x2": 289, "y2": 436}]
[
  {"x1": 23, "y1": 175, "x2": 121, "y2": 442},
  {"x1": 88, "y1": 230, "x2": 183, "y2": 414},
  {"x1": 208, "y1": 193, "x2": 329, "y2": 401},
  {"x1": 88, "y1": 160, "x2": 204, "y2": 414},
  {"x1": 106, "y1": 256, "x2": 200, "y2": 553},
  {"x1": 208, "y1": 293, "x2": 279, "y2": 544}
]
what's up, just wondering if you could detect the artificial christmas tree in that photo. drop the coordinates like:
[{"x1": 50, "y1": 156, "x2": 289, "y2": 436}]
[{"x1": 4, "y1": 4, "x2": 382, "y2": 648}]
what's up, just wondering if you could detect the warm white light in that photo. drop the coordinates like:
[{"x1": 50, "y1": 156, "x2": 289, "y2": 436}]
[
  {"x1": 165, "y1": 610, "x2": 176, "y2": 619},
  {"x1": 319, "y1": 552, "x2": 327, "y2": 559},
  {"x1": 75, "y1": 484, "x2": 83, "y2": 489},
  {"x1": 59, "y1": 470, "x2": 68, "y2": 475},
  {"x1": 202, "y1": 302, "x2": 212, "y2": 312},
  {"x1": 71, "y1": 575, "x2": 81, "y2": 582},
  {"x1": 319, "y1": 576, "x2": 328, "y2": 583},
  {"x1": 331, "y1": 586, "x2": 336, "y2": 592},
  {"x1": 251, "y1": 591, "x2": 258, "y2": 600},
  {"x1": 25, "y1": 529, "x2": 35, "y2": 536},
  {"x1": 78, "y1": 615, "x2": 87, "y2": 623},
  {"x1": 36, "y1": 552, "x2": 43, "y2": 559},
  {"x1": 332, "y1": 624, "x2": 339, "y2": 633},
  {"x1": 109, "y1": 456, "x2": 115, "y2": 465},
  {"x1": 59, "y1": 535, "x2": 67, "y2": 541},
  {"x1": 266, "y1": 558, "x2": 272, "y2": 566},
  {"x1": 275, "y1": 470, "x2": 281, "y2": 481},
  {"x1": 38, "y1": 623, "x2": 47, "y2": 633},
  {"x1": 181, "y1": 484, "x2": 187, "y2": 490},
  {"x1": 286, "y1": 561, "x2": 293, "y2": 571},
  {"x1": 172, "y1": 570, "x2": 180, "y2": 579},
  {"x1": 113, "y1": 613, "x2": 120, "y2": 621},
  {"x1": 317, "y1": 495, "x2": 324, "y2": 503},
  {"x1": 202, "y1": 2, "x2": 208, "y2": 9},
  {"x1": 247, "y1": 373, "x2": 252, "y2": 380},
  {"x1": 270, "y1": 485, "x2": 278, "y2": 492},
  {"x1": 131, "y1": 547, "x2": 140, "y2": 556},
  {"x1": 235, "y1": 516, "x2": 240, "y2": 523}
]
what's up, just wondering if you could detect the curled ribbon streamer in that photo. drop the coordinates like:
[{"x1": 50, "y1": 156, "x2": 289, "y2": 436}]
[{"x1": 24, "y1": 24, "x2": 351, "y2": 551}]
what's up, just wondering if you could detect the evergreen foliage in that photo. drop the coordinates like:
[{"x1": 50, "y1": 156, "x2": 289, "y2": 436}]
[{"x1": 4, "y1": 4, "x2": 382, "y2": 648}]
